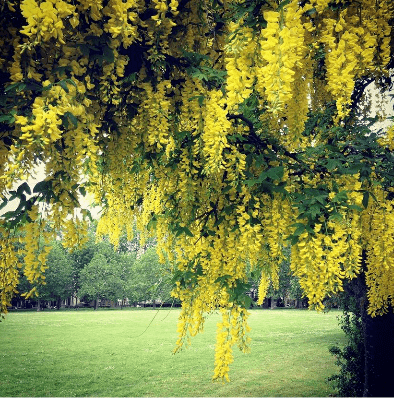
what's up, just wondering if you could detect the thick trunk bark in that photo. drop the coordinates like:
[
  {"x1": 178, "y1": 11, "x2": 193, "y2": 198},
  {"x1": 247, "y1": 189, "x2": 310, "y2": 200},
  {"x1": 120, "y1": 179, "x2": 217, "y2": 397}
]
[
  {"x1": 94, "y1": 298, "x2": 99, "y2": 310},
  {"x1": 37, "y1": 298, "x2": 41, "y2": 311},
  {"x1": 345, "y1": 254, "x2": 394, "y2": 397},
  {"x1": 362, "y1": 311, "x2": 394, "y2": 397},
  {"x1": 270, "y1": 297, "x2": 277, "y2": 309}
]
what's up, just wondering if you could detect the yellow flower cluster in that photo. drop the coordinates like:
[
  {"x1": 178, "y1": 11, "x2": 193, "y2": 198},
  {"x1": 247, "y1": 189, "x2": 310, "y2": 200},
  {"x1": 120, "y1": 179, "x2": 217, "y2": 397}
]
[
  {"x1": 257, "y1": 273, "x2": 270, "y2": 306},
  {"x1": 139, "y1": 81, "x2": 172, "y2": 151},
  {"x1": 290, "y1": 176, "x2": 364, "y2": 309},
  {"x1": 213, "y1": 307, "x2": 251, "y2": 381},
  {"x1": 361, "y1": 190, "x2": 394, "y2": 316},
  {"x1": 20, "y1": 0, "x2": 76, "y2": 45},
  {"x1": 61, "y1": 217, "x2": 89, "y2": 249},
  {"x1": 378, "y1": 124, "x2": 394, "y2": 151},
  {"x1": 319, "y1": 0, "x2": 392, "y2": 118},
  {"x1": 256, "y1": 3, "x2": 307, "y2": 114},
  {"x1": 262, "y1": 195, "x2": 292, "y2": 260},
  {"x1": 291, "y1": 221, "x2": 358, "y2": 310},
  {"x1": 20, "y1": 206, "x2": 51, "y2": 289},
  {"x1": 202, "y1": 90, "x2": 232, "y2": 175},
  {"x1": 103, "y1": 0, "x2": 139, "y2": 47},
  {"x1": 8, "y1": 35, "x2": 24, "y2": 82},
  {"x1": 15, "y1": 87, "x2": 63, "y2": 146},
  {"x1": 225, "y1": 22, "x2": 257, "y2": 110},
  {"x1": 0, "y1": 226, "x2": 20, "y2": 315}
]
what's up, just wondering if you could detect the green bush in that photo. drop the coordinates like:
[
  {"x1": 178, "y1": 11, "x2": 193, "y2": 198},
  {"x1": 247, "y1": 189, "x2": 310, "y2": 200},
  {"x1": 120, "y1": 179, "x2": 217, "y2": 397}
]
[{"x1": 328, "y1": 297, "x2": 365, "y2": 396}]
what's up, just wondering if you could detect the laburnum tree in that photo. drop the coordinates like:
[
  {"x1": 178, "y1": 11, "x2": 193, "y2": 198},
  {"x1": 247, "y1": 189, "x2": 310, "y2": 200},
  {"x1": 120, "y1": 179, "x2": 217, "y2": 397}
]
[{"x1": 0, "y1": 0, "x2": 393, "y2": 395}]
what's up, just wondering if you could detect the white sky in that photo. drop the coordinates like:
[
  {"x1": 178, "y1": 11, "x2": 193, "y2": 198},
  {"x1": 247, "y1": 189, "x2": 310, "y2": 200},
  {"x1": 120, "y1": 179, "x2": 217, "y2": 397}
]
[{"x1": 0, "y1": 163, "x2": 101, "y2": 219}]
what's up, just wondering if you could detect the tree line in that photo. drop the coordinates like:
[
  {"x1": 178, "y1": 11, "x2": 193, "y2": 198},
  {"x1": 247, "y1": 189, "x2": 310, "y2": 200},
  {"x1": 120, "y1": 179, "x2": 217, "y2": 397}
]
[
  {"x1": 10, "y1": 223, "x2": 307, "y2": 311},
  {"x1": 10, "y1": 223, "x2": 174, "y2": 310}
]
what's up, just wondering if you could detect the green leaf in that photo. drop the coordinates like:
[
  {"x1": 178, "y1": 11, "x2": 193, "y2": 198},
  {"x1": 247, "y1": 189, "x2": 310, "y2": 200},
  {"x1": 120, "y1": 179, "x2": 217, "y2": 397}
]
[
  {"x1": 222, "y1": 185, "x2": 233, "y2": 194},
  {"x1": 348, "y1": 204, "x2": 363, "y2": 212},
  {"x1": 0, "y1": 114, "x2": 15, "y2": 124},
  {"x1": 293, "y1": 225, "x2": 305, "y2": 237},
  {"x1": 103, "y1": 46, "x2": 115, "y2": 63},
  {"x1": 331, "y1": 191, "x2": 348, "y2": 203},
  {"x1": 79, "y1": 186, "x2": 86, "y2": 197},
  {"x1": 266, "y1": 166, "x2": 284, "y2": 181},
  {"x1": 63, "y1": 111, "x2": 78, "y2": 128},
  {"x1": 78, "y1": 44, "x2": 90, "y2": 57},
  {"x1": 122, "y1": 73, "x2": 137, "y2": 84},
  {"x1": 362, "y1": 191, "x2": 369, "y2": 209},
  {"x1": 244, "y1": 294, "x2": 253, "y2": 308},
  {"x1": 215, "y1": 274, "x2": 232, "y2": 286},
  {"x1": 53, "y1": 65, "x2": 72, "y2": 77},
  {"x1": 183, "y1": 227, "x2": 194, "y2": 237},
  {"x1": 66, "y1": 79, "x2": 77, "y2": 88},
  {"x1": 213, "y1": 215, "x2": 225, "y2": 228},
  {"x1": 147, "y1": 214, "x2": 157, "y2": 231},
  {"x1": 188, "y1": 95, "x2": 205, "y2": 106},
  {"x1": 5, "y1": 82, "x2": 26, "y2": 93},
  {"x1": 2, "y1": 211, "x2": 17, "y2": 220},
  {"x1": 309, "y1": 204, "x2": 321, "y2": 219},
  {"x1": 59, "y1": 80, "x2": 69, "y2": 93},
  {"x1": 175, "y1": 226, "x2": 184, "y2": 237},
  {"x1": 244, "y1": 178, "x2": 259, "y2": 187},
  {"x1": 305, "y1": 7, "x2": 316, "y2": 16},
  {"x1": 33, "y1": 180, "x2": 51, "y2": 194},
  {"x1": 326, "y1": 159, "x2": 341, "y2": 170},
  {"x1": 17, "y1": 182, "x2": 31, "y2": 196},
  {"x1": 329, "y1": 212, "x2": 343, "y2": 222}
]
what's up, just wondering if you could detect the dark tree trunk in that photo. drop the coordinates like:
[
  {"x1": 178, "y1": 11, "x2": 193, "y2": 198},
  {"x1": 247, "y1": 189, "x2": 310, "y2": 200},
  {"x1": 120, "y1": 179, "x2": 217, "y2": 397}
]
[
  {"x1": 362, "y1": 310, "x2": 394, "y2": 397},
  {"x1": 270, "y1": 297, "x2": 277, "y2": 309},
  {"x1": 94, "y1": 297, "x2": 99, "y2": 310},
  {"x1": 345, "y1": 251, "x2": 394, "y2": 397},
  {"x1": 56, "y1": 297, "x2": 62, "y2": 310},
  {"x1": 37, "y1": 298, "x2": 41, "y2": 311}
]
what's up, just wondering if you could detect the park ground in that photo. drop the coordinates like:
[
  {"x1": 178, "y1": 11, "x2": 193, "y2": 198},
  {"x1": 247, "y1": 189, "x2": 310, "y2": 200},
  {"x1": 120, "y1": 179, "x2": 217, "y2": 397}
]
[{"x1": 0, "y1": 308, "x2": 345, "y2": 397}]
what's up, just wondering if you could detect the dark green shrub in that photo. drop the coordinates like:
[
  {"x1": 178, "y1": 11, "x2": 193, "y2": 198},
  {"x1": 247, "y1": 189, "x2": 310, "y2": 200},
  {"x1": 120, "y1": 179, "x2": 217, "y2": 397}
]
[{"x1": 327, "y1": 288, "x2": 365, "y2": 397}]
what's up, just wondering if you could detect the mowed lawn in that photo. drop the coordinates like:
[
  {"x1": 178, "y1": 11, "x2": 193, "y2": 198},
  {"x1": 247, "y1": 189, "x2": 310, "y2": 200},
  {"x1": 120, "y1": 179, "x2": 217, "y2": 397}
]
[{"x1": 0, "y1": 308, "x2": 345, "y2": 397}]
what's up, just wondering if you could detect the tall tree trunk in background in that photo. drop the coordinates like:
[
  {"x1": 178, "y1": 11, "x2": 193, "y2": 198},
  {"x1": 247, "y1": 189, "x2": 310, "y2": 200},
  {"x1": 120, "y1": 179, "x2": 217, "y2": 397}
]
[
  {"x1": 57, "y1": 297, "x2": 62, "y2": 310},
  {"x1": 346, "y1": 251, "x2": 394, "y2": 397},
  {"x1": 362, "y1": 310, "x2": 394, "y2": 396},
  {"x1": 94, "y1": 297, "x2": 99, "y2": 310},
  {"x1": 37, "y1": 298, "x2": 41, "y2": 312}
]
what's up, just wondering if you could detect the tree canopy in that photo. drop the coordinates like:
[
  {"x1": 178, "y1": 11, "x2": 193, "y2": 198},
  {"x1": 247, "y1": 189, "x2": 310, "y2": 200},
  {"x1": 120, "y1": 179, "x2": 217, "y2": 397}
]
[{"x1": 0, "y1": 0, "x2": 393, "y2": 383}]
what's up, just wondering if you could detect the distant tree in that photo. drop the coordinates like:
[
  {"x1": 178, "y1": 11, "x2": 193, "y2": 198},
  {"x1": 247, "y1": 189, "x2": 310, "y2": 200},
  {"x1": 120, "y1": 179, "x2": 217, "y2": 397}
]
[
  {"x1": 69, "y1": 224, "x2": 98, "y2": 294},
  {"x1": 36, "y1": 241, "x2": 74, "y2": 309},
  {"x1": 79, "y1": 253, "x2": 114, "y2": 309},
  {"x1": 127, "y1": 247, "x2": 173, "y2": 307},
  {"x1": 249, "y1": 249, "x2": 305, "y2": 308},
  {"x1": 110, "y1": 253, "x2": 136, "y2": 308}
]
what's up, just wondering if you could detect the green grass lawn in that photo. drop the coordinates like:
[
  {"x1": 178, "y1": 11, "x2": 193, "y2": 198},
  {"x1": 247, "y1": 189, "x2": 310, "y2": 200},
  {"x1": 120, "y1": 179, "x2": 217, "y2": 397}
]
[{"x1": 0, "y1": 308, "x2": 345, "y2": 397}]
